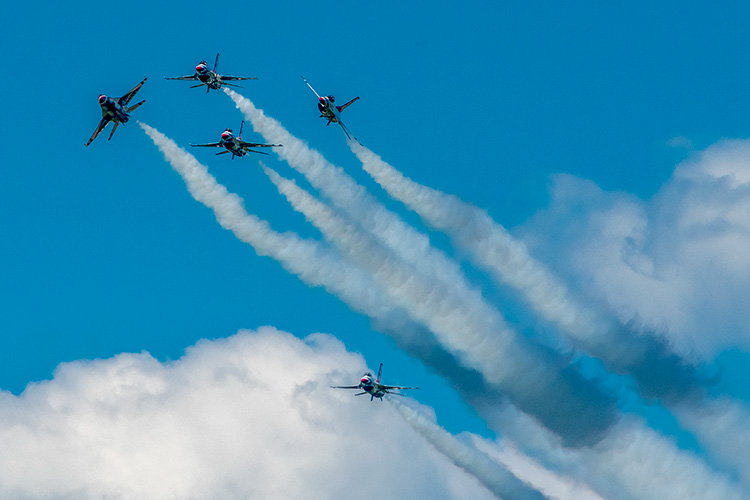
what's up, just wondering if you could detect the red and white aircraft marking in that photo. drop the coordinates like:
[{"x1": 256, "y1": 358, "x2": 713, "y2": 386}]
[
  {"x1": 166, "y1": 53, "x2": 257, "y2": 92},
  {"x1": 332, "y1": 363, "x2": 418, "y2": 401}
]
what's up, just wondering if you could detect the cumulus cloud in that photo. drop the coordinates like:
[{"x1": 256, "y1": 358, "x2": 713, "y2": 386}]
[
  {"x1": 516, "y1": 138, "x2": 750, "y2": 487},
  {"x1": 0, "y1": 328, "x2": 500, "y2": 500},
  {"x1": 519, "y1": 139, "x2": 750, "y2": 358},
  {"x1": 489, "y1": 406, "x2": 746, "y2": 500}
]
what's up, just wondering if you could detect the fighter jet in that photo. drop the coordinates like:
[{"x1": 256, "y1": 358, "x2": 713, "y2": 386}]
[
  {"x1": 165, "y1": 53, "x2": 257, "y2": 92},
  {"x1": 190, "y1": 120, "x2": 282, "y2": 159},
  {"x1": 301, "y1": 76, "x2": 359, "y2": 140},
  {"x1": 331, "y1": 363, "x2": 417, "y2": 401},
  {"x1": 85, "y1": 77, "x2": 147, "y2": 146}
]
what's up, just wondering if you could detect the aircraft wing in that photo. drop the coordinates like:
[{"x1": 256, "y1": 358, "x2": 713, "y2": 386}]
[
  {"x1": 239, "y1": 141, "x2": 282, "y2": 149},
  {"x1": 189, "y1": 142, "x2": 222, "y2": 148},
  {"x1": 382, "y1": 385, "x2": 418, "y2": 391},
  {"x1": 338, "y1": 96, "x2": 360, "y2": 112},
  {"x1": 330, "y1": 385, "x2": 361, "y2": 389},
  {"x1": 165, "y1": 74, "x2": 199, "y2": 81},
  {"x1": 119, "y1": 77, "x2": 148, "y2": 106},
  {"x1": 85, "y1": 116, "x2": 111, "y2": 146},
  {"x1": 221, "y1": 75, "x2": 258, "y2": 81}
]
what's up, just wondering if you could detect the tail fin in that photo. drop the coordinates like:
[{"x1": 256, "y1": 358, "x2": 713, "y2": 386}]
[
  {"x1": 376, "y1": 363, "x2": 383, "y2": 384},
  {"x1": 107, "y1": 122, "x2": 120, "y2": 141},
  {"x1": 239, "y1": 120, "x2": 244, "y2": 140},
  {"x1": 126, "y1": 99, "x2": 146, "y2": 113},
  {"x1": 214, "y1": 53, "x2": 220, "y2": 71}
]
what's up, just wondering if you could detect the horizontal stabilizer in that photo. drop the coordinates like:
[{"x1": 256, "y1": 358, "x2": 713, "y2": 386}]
[{"x1": 126, "y1": 99, "x2": 145, "y2": 113}]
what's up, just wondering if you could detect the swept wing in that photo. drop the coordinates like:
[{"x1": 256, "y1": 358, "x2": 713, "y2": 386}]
[
  {"x1": 165, "y1": 74, "x2": 199, "y2": 81},
  {"x1": 85, "y1": 116, "x2": 111, "y2": 147},
  {"x1": 118, "y1": 77, "x2": 148, "y2": 106}
]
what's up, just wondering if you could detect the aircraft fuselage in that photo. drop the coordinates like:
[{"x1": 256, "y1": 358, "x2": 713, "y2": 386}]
[
  {"x1": 195, "y1": 63, "x2": 221, "y2": 89},
  {"x1": 99, "y1": 96, "x2": 129, "y2": 124},
  {"x1": 219, "y1": 130, "x2": 246, "y2": 157},
  {"x1": 317, "y1": 96, "x2": 341, "y2": 123},
  {"x1": 358, "y1": 374, "x2": 387, "y2": 400}
]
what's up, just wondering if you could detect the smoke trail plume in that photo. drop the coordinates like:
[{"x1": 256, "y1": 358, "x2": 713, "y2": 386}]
[
  {"x1": 390, "y1": 399, "x2": 549, "y2": 500},
  {"x1": 226, "y1": 89, "x2": 619, "y2": 444},
  {"x1": 471, "y1": 437, "x2": 608, "y2": 500},
  {"x1": 492, "y1": 406, "x2": 747, "y2": 500},
  {"x1": 349, "y1": 141, "x2": 705, "y2": 403},
  {"x1": 139, "y1": 122, "x2": 556, "y2": 500},
  {"x1": 140, "y1": 122, "x2": 747, "y2": 500},
  {"x1": 225, "y1": 88, "x2": 486, "y2": 307},
  {"x1": 139, "y1": 122, "x2": 409, "y2": 327},
  {"x1": 261, "y1": 164, "x2": 617, "y2": 445},
  {"x1": 348, "y1": 140, "x2": 750, "y2": 487}
]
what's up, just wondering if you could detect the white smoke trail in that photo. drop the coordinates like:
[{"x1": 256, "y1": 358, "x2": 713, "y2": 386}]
[
  {"x1": 139, "y1": 122, "x2": 554, "y2": 500},
  {"x1": 140, "y1": 123, "x2": 746, "y2": 500},
  {"x1": 260, "y1": 164, "x2": 514, "y2": 383},
  {"x1": 261, "y1": 163, "x2": 617, "y2": 445},
  {"x1": 349, "y1": 142, "x2": 707, "y2": 402},
  {"x1": 226, "y1": 90, "x2": 618, "y2": 444},
  {"x1": 224, "y1": 92, "x2": 744, "y2": 496},
  {"x1": 471, "y1": 436, "x2": 609, "y2": 500},
  {"x1": 389, "y1": 398, "x2": 549, "y2": 500},
  {"x1": 348, "y1": 141, "x2": 750, "y2": 486},
  {"x1": 674, "y1": 397, "x2": 750, "y2": 488},
  {"x1": 225, "y1": 89, "x2": 491, "y2": 316},
  {"x1": 491, "y1": 405, "x2": 747, "y2": 500},
  {"x1": 139, "y1": 121, "x2": 408, "y2": 328},
  {"x1": 349, "y1": 142, "x2": 603, "y2": 337}
]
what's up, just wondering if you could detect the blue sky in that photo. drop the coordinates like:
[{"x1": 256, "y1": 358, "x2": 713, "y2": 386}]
[{"x1": 2, "y1": 1, "x2": 750, "y2": 499}]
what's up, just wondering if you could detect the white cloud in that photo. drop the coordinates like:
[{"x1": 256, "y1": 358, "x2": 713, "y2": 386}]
[
  {"x1": 490, "y1": 406, "x2": 746, "y2": 500},
  {"x1": 471, "y1": 436, "x2": 608, "y2": 500},
  {"x1": 0, "y1": 327, "x2": 499, "y2": 500},
  {"x1": 519, "y1": 139, "x2": 750, "y2": 358}
]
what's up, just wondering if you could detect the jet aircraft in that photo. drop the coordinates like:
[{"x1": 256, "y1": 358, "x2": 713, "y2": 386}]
[
  {"x1": 165, "y1": 54, "x2": 257, "y2": 92},
  {"x1": 301, "y1": 76, "x2": 359, "y2": 140},
  {"x1": 331, "y1": 363, "x2": 417, "y2": 401},
  {"x1": 85, "y1": 77, "x2": 147, "y2": 146},
  {"x1": 190, "y1": 121, "x2": 282, "y2": 159}
]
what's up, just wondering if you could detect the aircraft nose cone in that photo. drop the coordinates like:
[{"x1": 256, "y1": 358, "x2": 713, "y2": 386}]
[
  {"x1": 221, "y1": 133, "x2": 230, "y2": 140},
  {"x1": 98, "y1": 95, "x2": 106, "y2": 104}
]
